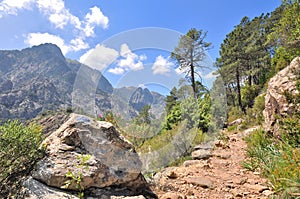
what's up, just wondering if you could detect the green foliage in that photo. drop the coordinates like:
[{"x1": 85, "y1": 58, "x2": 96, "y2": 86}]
[
  {"x1": 134, "y1": 105, "x2": 154, "y2": 125},
  {"x1": 0, "y1": 120, "x2": 43, "y2": 197},
  {"x1": 241, "y1": 83, "x2": 261, "y2": 108},
  {"x1": 171, "y1": 28, "x2": 212, "y2": 97},
  {"x1": 227, "y1": 106, "x2": 244, "y2": 123},
  {"x1": 244, "y1": 127, "x2": 300, "y2": 198},
  {"x1": 165, "y1": 87, "x2": 179, "y2": 115},
  {"x1": 61, "y1": 154, "x2": 91, "y2": 199},
  {"x1": 268, "y1": 1, "x2": 300, "y2": 73},
  {"x1": 243, "y1": 94, "x2": 266, "y2": 127},
  {"x1": 163, "y1": 95, "x2": 211, "y2": 132}
]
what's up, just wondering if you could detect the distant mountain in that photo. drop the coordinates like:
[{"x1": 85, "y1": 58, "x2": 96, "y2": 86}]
[
  {"x1": 0, "y1": 44, "x2": 113, "y2": 120},
  {"x1": 113, "y1": 87, "x2": 165, "y2": 119}
]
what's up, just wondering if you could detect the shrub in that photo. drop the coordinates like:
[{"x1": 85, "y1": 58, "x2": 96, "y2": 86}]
[{"x1": 0, "y1": 120, "x2": 43, "y2": 197}]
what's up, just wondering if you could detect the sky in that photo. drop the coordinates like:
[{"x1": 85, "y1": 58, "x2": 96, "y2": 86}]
[{"x1": 0, "y1": 0, "x2": 282, "y2": 93}]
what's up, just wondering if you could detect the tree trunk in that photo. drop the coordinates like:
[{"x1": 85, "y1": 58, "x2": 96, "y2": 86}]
[
  {"x1": 236, "y1": 67, "x2": 245, "y2": 113},
  {"x1": 191, "y1": 64, "x2": 196, "y2": 98},
  {"x1": 190, "y1": 47, "x2": 197, "y2": 98}
]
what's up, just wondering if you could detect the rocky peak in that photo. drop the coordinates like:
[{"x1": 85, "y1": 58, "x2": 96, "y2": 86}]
[
  {"x1": 129, "y1": 87, "x2": 154, "y2": 112},
  {"x1": 263, "y1": 57, "x2": 300, "y2": 132}
]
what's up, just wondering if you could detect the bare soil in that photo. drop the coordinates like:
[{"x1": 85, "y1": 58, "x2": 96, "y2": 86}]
[{"x1": 151, "y1": 127, "x2": 273, "y2": 199}]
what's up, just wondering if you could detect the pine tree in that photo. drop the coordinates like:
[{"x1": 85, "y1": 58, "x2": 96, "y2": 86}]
[{"x1": 171, "y1": 28, "x2": 211, "y2": 98}]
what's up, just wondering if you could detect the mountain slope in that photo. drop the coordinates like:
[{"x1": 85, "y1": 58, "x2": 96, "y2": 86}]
[{"x1": 0, "y1": 44, "x2": 113, "y2": 120}]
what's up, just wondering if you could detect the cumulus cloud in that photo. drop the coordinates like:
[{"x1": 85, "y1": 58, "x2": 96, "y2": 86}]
[
  {"x1": 0, "y1": 0, "x2": 33, "y2": 17},
  {"x1": 25, "y1": 32, "x2": 69, "y2": 54},
  {"x1": 0, "y1": 0, "x2": 109, "y2": 55},
  {"x1": 25, "y1": 32, "x2": 90, "y2": 55},
  {"x1": 117, "y1": 43, "x2": 146, "y2": 72},
  {"x1": 108, "y1": 67, "x2": 124, "y2": 75},
  {"x1": 152, "y1": 55, "x2": 174, "y2": 75},
  {"x1": 79, "y1": 44, "x2": 119, "y2": 71},
  {"x1": 84, "y1": 6, "x2": 108, "y2": 37}
]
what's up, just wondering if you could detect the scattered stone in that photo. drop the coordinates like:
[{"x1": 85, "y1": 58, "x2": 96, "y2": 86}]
[
  {"x1": 191, "y1": 149, "x2": 212, "y2": 160},
  {"x1": 193, "y1": 141, "x2": 214, "y2": 150},
  {"x1": 228, "y1": 118, "x2": 244, "y2": 126},
  {"x1": 183, "y1": 160, "x2": 202, "y2": 167},
  {"x1": 262, "y1": 190, "x2": 274, "y2": 196},
  {"x1": 245, "y1": 184, "x2": 269, "y2": 193},
  {"x1": 225, "y1": 183, "x2": 235, "y2": 189},
  {"x1": 166, "y1": 170, "x2": 178, "y2": 179},
  {"x1": 234, "y1": 177, "x2": 248, "y2": 185},
  {"x1": 185, "y1": 177, "x2": 214, "y2": 189}
]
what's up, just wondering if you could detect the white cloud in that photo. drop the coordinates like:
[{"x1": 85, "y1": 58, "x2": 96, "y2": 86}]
[
  {"x1": 25, "y1": 32, "x2": 70, "y2": 54},
  {"x1": 152, "y1": 55, "x2": 174, "y2": 75},
  {"x1": 70, "y1": 37, "x2": 89, "y2": 51},
  {"x1": 108, "y1": 67, "x2": 124, "y2": 75},
  {"x1": 0, "y1": 0, "x2": 109, "y2": 55},
  {"x1": 25, "y1": 32, "x2": 89, "y2": 55},
  {"x1": 117, "y1": 43, "x2": 146, "y2": 71},
  {"x1": 83, "y1": 6, "x2": 108, "y2": 37},
  {"x1": 0, "y1": 0, "x2": 33, "y2": 17},
  {"x1": 79, "y1": 44, "x2": 119, "y2": 71},
  {"x1": 36, "y1": 0, "x2": 81, "y2": 29}
]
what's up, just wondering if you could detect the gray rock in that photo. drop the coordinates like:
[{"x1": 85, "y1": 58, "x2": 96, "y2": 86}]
[
  {"x1": 263, "y1": 57, "x2": 300, "y2": 132},
  {"x1": 191, "y1": 149, "x2": 212, "y2": 160},
  {"x1": 32, "y1": 113, "x2": 148, "y2": 192},
  {"x1": 23, "y1": 177, "x2": 79, "y2": 199},
  {"x1": 186, "y1": 177, "x2": 214, "y2": 189}
]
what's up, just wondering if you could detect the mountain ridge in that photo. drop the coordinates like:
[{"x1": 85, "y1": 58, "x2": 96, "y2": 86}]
[{"x1": 0, "y1": 44, "x2": 165, "y2": 121}]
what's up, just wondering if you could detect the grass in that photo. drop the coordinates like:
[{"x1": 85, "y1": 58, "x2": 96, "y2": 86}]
[{"x1": 243, "y1": 128, "x2": 300, "y2": 198}]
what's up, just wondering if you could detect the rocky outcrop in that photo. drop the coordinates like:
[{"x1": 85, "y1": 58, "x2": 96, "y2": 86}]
[
  {"x1": 24, "y1": 113, "x2": 156, "y2": 198},
  {"x1": 263, "y1": 57, "x2": 300, "y2": 132}
]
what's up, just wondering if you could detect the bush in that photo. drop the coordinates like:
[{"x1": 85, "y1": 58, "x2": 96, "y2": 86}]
[{"x1": 0, "y1": 120, "x2": 43, "y2": 197}]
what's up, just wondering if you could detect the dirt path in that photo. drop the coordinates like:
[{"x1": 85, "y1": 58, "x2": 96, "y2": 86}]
[{"x1": 151, "y1": 128, "x2": 273, "y2": 199}]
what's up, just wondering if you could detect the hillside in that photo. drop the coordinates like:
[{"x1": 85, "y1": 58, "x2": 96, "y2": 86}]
[{"x1": 0, "y1": 44, "x2": 113, "y2": 120}]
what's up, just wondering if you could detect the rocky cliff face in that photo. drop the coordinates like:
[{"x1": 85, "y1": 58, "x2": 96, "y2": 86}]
[
  {"x1": 129, "y1": 88, "x2": 154, "y2": 112},
  {"x1": 263, "y1": 57, "x2": 300, "y2": 132},
  {"x1": 24, "y1": 113, "x2": 156, "y2": 199},
  {"x1": 0, "y1": 44, "x2": 113, "y2": 120},
  {"x1": 113, "y1": 87, "x2": 165, "y2": 119}
]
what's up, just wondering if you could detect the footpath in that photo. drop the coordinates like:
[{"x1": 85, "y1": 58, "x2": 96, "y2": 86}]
[{"x1": 151, "y1": 127, "x2": 273, "y2": 199}]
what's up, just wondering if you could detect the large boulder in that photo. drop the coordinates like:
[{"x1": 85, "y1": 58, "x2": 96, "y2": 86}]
[
  {"x1": 25, "y1": 113, "x2": 156, "y2": 198},
  {"x1": 263, "y1": 57, "x2": 300, "y2": 132}
]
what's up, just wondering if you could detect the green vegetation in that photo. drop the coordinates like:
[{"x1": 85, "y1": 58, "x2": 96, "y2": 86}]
[
  {"x1": 171, "y1": 28, "x2": 211, "y2": 98},
  {"x1": 216, "y1": 1, "x2": 300, "y2": 198},
  {"x1": 244, "y1": 126, "x2": 300, "y2": 198},
  {"x1": 0, "y1": 120, "x2": 44, "y2": 198},
  {"x1": 216, "y1": 0, "x2": 299, "y2": 115},
  {"x1": 61, "y1": 154, "x2": 92, "y2": 199}
]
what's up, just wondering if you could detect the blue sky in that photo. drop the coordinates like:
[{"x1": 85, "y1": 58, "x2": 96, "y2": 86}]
[{"x1": 0, "y1": 0, "x2": 281, "y2": 92}]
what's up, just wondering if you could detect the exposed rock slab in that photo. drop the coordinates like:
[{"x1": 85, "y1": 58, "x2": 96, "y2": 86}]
[
  {"x1": 263, "y1": 57, "x2": 300, "y2": 132},
  {"x1": 28, "y1": 113, "x2": 154, "y2": 198},
  {"x1": 24, "y1": 177, "x2": 79, "y2": 199}
]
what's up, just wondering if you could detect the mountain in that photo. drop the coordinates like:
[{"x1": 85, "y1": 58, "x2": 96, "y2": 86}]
[
  {"x1": 0, "y1": 44, "x2": 113, "y2": 120},
  {"x1": 113, "y1": 87, "x2": 165, "y2": 119}
]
